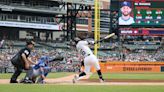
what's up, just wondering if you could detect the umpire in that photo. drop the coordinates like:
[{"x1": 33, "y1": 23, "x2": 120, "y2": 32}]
[{"x1": 10, "y1": 41, "x2": 35, "y2": 83}]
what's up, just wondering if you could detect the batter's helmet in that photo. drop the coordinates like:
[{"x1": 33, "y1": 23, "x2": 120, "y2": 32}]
[{"x1": 73, "y1": 37, "x2": 81, "y2": 44}]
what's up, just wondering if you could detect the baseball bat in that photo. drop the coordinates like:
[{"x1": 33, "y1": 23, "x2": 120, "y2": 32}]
[{"x1": 94, "y1": 33, "x2": 115, "y2": 44}]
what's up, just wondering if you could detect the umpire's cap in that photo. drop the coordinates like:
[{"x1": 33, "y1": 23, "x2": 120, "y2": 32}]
[{"x1": 26, "y1": 40, "x2": 35, "y2": 46}]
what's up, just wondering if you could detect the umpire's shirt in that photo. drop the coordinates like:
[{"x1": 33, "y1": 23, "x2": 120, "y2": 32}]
[{"x1": 11, "y1": 47, "x2": 31, "y2": 69}]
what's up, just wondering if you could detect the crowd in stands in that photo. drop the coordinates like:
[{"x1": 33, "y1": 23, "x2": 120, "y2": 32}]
[
  {"x1": 0, "y1": 48, "x2": 81, "y2": 73},
  {"x1": 0, "y1": 39, "x2": 163, "y2": 73},
  {"x1": 124, "y1": 49, "x2": 164, "y2": 62},
  {"x1": 97, "y1": 50, "x2": 164, "y2": 62}
]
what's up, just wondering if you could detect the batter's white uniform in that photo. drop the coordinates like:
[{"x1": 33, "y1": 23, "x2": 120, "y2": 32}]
[
  {"x1": 76, "y1": 41, "x2": 100, "y2": 73},
  {"x1": 119, "y1": 16, "x2": 135, "y2": 25}
]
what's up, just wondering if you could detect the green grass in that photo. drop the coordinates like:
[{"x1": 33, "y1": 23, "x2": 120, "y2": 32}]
[
  {"x1": 0, "y1": 72, "x2": 73, "y2": 79},
  {"x1": 2, "y1": 72, "x2": 164, "y2": 80},
  {"x1": 47, "y1": 72, "x2": 73, "y2": 78},
  {"x1": 1, "y1": 73, "x2": 164, "y2": 92},
  {"x1": 90, "y1": 73, "x2": 164, "y2": 80},
  {"x1": 0, "y1": 84, "x2": 164, "y2": 92}
]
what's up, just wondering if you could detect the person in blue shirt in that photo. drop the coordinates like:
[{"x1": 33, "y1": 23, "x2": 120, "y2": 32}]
[
  {"x1": 20, "y1": 51, "x2": 64, "y2": 84},
  {"x1": 31, "y1": 56, "x2": 51, "y2": 83}
]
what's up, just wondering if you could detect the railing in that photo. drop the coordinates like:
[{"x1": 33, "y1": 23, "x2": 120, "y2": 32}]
[
  {"x1": 0, "y1": 4, "x2": 66, "y2": 14},
  {"x1": 0, "y1": 13, "x2": 57, "y2": 25}
]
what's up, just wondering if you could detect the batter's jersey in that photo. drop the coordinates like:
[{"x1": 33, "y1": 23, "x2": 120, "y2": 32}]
[
  {"x1": 119, "y1": 16, "x2": 135, "y2": 25},
  {"x1": 76, "y1": 41, "x2": 93, "y2": 58}
]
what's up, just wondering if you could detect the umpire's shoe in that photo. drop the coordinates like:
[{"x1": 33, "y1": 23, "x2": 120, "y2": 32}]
[{"x1": 10, "y1": 80, "x2": 18, "y2": 83}]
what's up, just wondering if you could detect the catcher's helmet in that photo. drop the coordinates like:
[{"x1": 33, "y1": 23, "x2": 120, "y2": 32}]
[{"x1": 40, "y1": 56, "x2": 50, "y2": 62}]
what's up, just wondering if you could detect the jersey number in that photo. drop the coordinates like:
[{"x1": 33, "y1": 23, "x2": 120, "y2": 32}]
[{"x1": 80, "y1": 49, "x2": 86, "y2": 56}]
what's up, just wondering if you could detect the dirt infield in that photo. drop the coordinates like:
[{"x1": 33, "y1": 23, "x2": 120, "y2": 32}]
[{"x1": 1, "y1": 74, "x2": 164, "y2": 85}]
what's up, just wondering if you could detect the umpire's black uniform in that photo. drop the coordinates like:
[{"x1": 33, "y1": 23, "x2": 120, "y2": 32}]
[{"x1": 10, "y1": 41, "x2": 34, "y2": 83}]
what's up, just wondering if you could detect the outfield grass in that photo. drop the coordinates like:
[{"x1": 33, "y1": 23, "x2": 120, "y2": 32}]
[
  {"x1": 90, "y1": 73, "x2": 164, "y2": 80},
  {"x1": 0, "y1": 72, "x2": 73, "y2": 79},
  {"x1": 0, "y1": 84, "x2": 164, "y2": 92}
]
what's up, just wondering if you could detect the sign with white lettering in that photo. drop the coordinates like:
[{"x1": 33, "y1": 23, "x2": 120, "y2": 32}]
[{"x1": 0, "y1": 21, "x2": 62, "y2": 30}]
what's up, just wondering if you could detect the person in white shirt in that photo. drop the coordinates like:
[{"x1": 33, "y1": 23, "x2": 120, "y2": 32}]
[
  {"x1": 0, "y1": 40, "x2": 4, "y2": 48},
  {"x1": 71, "y1": 37, "x2": 104, "y2": 83},
  {"x1": 119, "y1": 1, "x2": 135, "y2": 25}
]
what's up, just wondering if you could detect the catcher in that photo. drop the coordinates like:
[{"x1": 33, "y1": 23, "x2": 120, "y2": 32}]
[{"x1": 20, "y1": 53, "x2": 64, "y2": 83}]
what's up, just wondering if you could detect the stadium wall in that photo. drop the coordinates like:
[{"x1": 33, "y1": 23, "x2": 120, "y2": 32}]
[{"x1": 100, "y1": 62, "x2": 164, "y2": 73}]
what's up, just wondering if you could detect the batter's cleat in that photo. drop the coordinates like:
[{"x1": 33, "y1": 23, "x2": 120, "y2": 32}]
[
  {"x1": 99, "y1": 79, "x2": 105, "y2": 83},
  {"x1": 72, "y1": 75, "x2": 79, "y2": 83}
]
